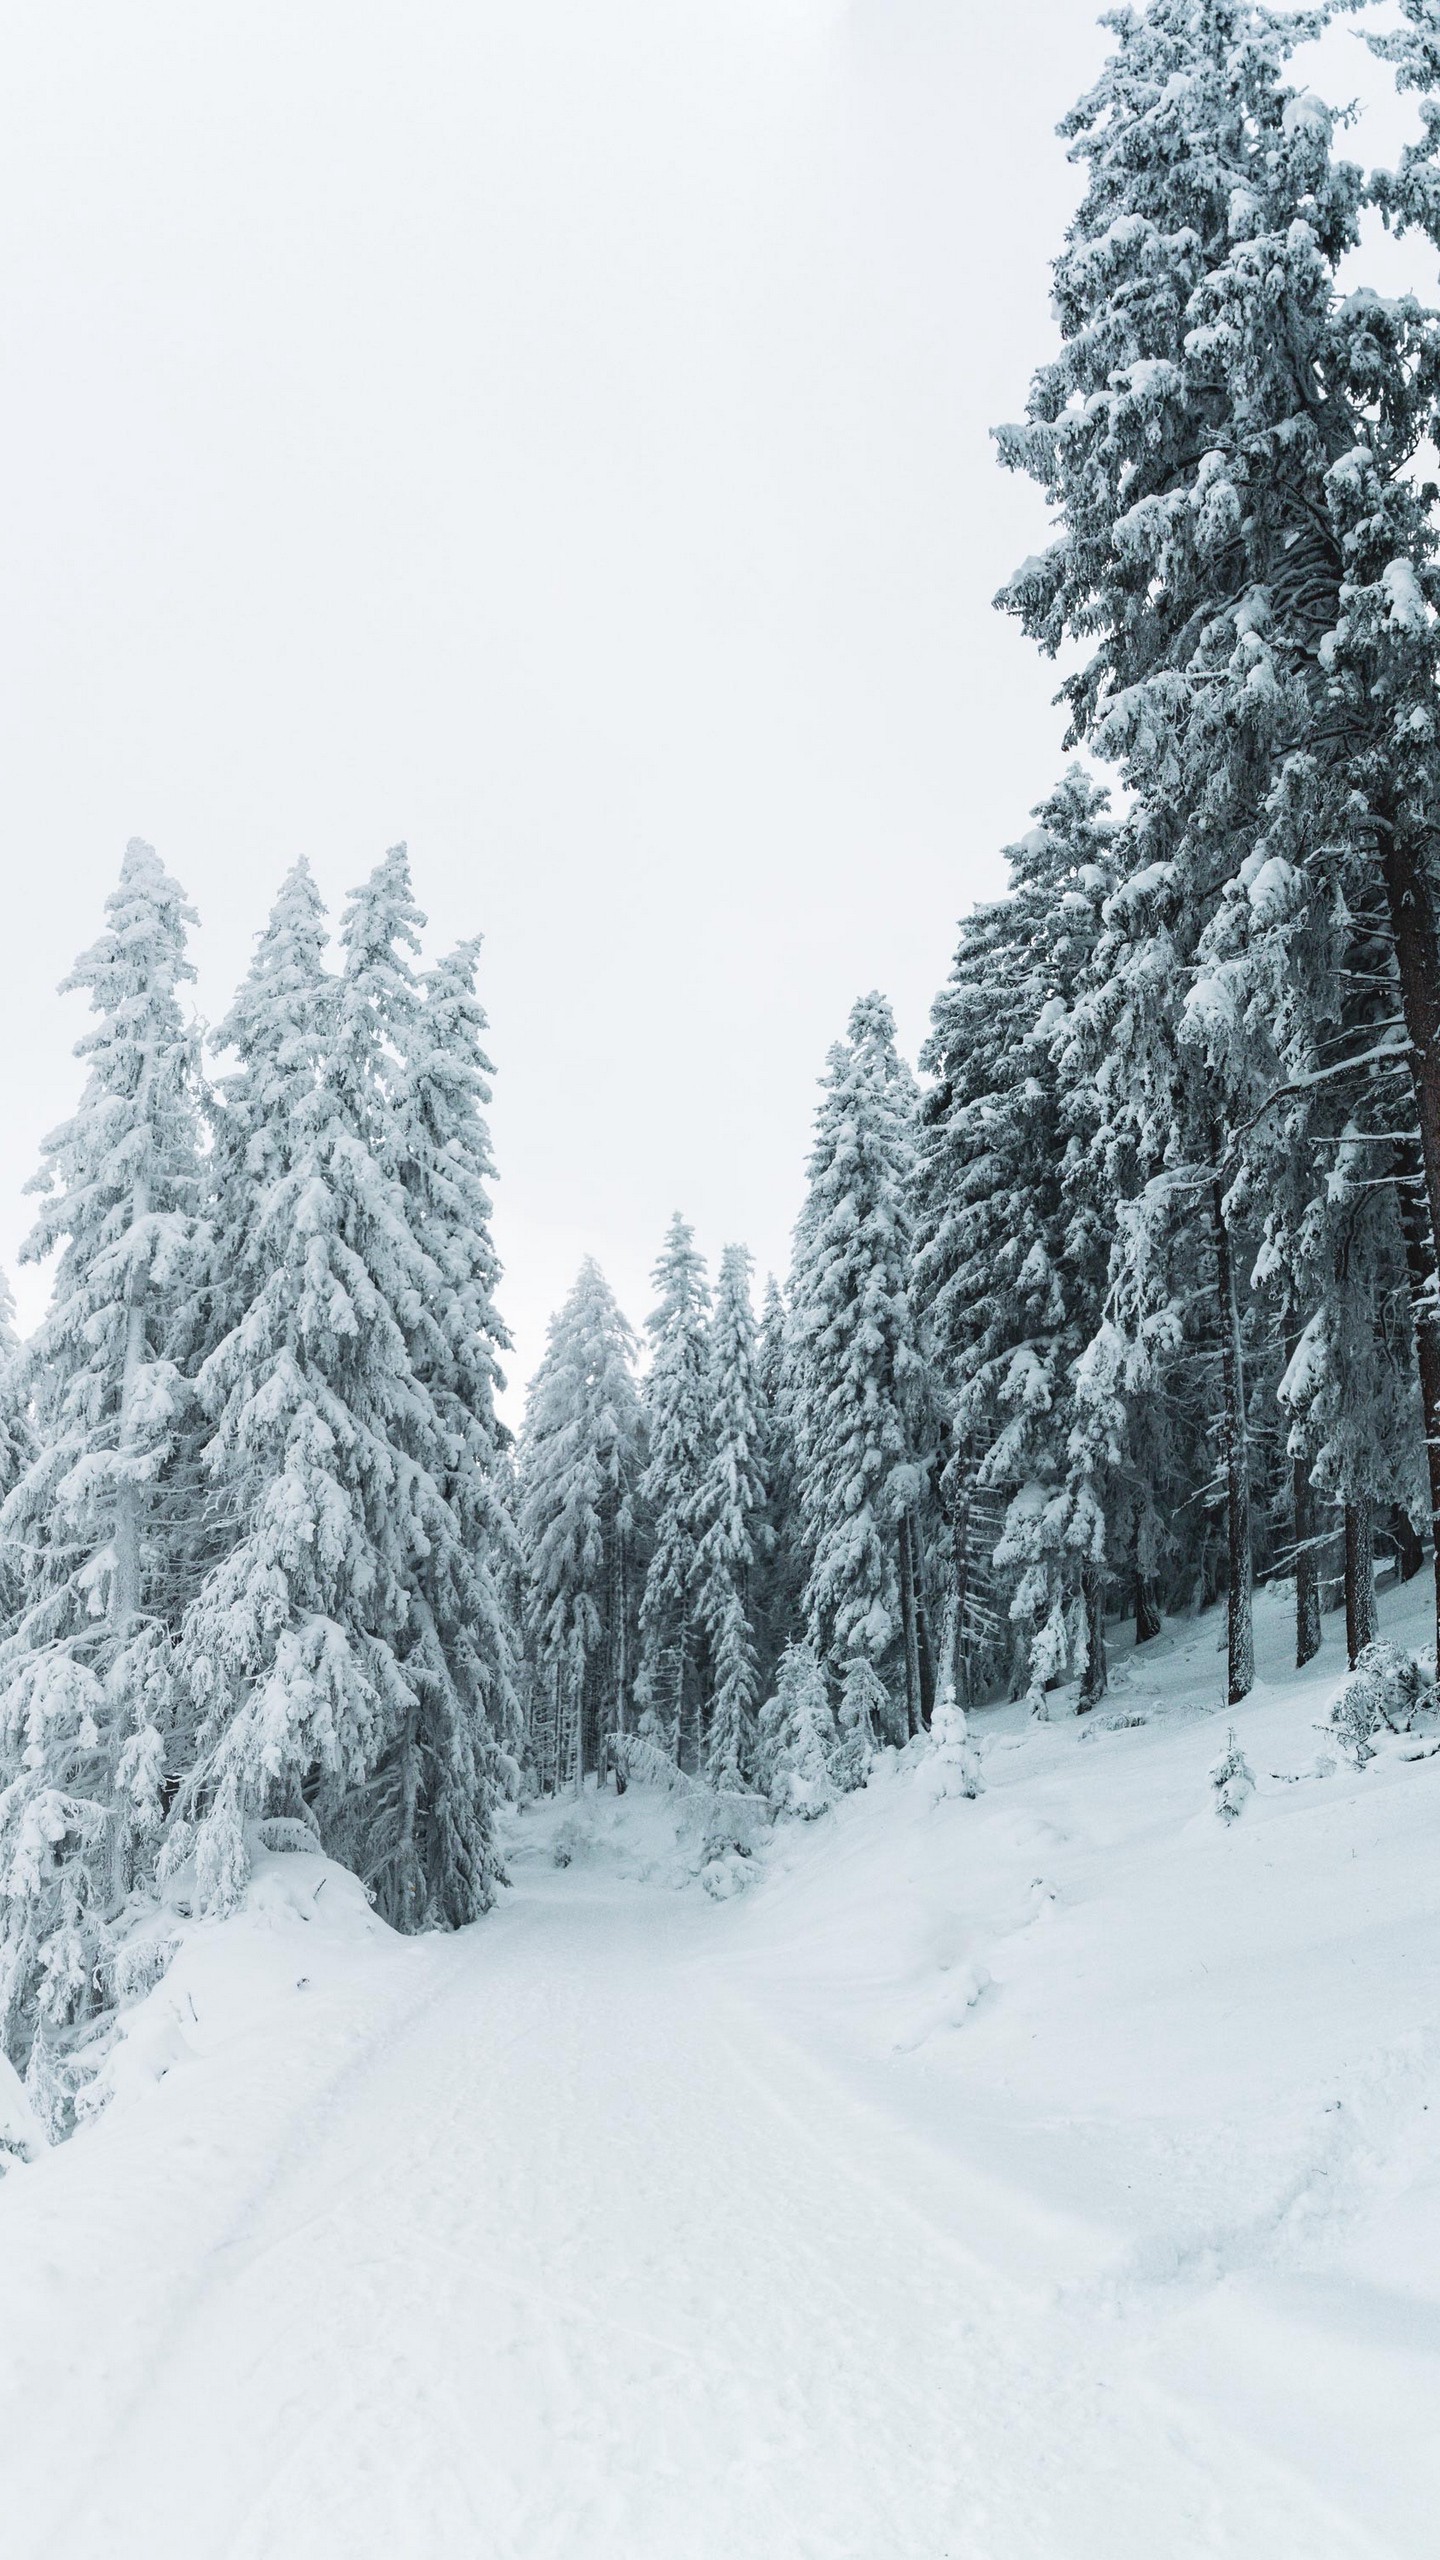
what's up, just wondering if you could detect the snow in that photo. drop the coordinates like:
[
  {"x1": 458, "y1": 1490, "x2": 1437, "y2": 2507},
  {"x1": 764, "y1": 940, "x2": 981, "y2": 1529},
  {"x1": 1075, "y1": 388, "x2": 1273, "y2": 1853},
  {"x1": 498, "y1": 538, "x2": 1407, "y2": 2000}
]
[
  {"x1": 1381, "y1": 557, "x2": 1432, "y2": 635},
  {"x1": 1, "y1": 1586, "x2": 1439, "y2": 2555}
]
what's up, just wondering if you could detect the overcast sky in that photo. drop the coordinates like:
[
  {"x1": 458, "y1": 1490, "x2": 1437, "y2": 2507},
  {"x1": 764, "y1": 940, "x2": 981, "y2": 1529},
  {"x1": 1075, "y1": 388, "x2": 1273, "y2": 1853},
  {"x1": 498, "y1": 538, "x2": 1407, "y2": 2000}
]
[{"x1": 0, "y1": 0, "x2": 1424, "y2": 1409}]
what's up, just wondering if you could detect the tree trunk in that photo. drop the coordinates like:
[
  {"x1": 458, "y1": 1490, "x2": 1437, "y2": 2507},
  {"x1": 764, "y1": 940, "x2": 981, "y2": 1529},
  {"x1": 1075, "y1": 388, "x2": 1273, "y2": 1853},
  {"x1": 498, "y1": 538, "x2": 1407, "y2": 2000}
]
[
  {"x1": 610, "y1": 1526, "x2": 630, "y2": 1788},
  {"x1": 909, "y1": 1511, "x2": 936, "y2": 1729},
  {"x1": 1293, "y1": 1453, "x2": 1322, "y2": 1669},
  {"x1": 952, "y1": 1488, "x2": 972, "y2": 1706},
  {"x1": 396, "y1": 1709, "x2": 423, "y2": 1930},
  {"x1": 1344, "y1": 1500, "x2": 1379, "y2": 1669},
  {"x1": 1213, "y1": 1172, "x2": 1255, "y2": 1705},
  {"x1": 1394, "y1": 1139, "x2": 1440, "y2": 1660},
  {"x1": 935, "y1": 1587, "x2": 960, "y2": 1711},
  {"x1": 1079, "y1": 1562, "x2": 1107, "y2": 1710},
  {"x1": 897, "y1": 1512, "x2": 922, "y2": 1739},
  {"x1": 612, "y1": 1525, "x2": 629, "y2": 1736},
  {"x1": 1134, "y1": 1566, "x2": 1161, "y2": 1646},
  {"x1": 548, "y1": 1663, "x2": 562, "y2": 1795},
  {"x1": 1382, "y1": 821, "x2": 1440, "y2": 1670}
]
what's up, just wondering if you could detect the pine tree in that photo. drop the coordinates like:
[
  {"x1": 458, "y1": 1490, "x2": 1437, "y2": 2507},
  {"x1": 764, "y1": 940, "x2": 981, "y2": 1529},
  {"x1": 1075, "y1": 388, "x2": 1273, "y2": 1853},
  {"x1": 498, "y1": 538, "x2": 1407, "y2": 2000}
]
[
  {"x1": 634, "y1": 1216, "x2": 712, "y2": 1764},
  {"x1": 751, "y1": 1276, "x2": 803, "y2": 1696},
  {"x1": 920, "y1": 1685, "x2": 983, "y2": 1803},
  {"x1": 172, "y1": 851, "x2": 506, "y2": 1926},
  {"x1": 0, "y1": 842, "x2": 204, "y2": 2126},
  {"x1": 0, "y1": 1276, "x2": 32, "y2": 1626},
  {"x1": 518, "y1": 1259, "x2": 642, "y2": 1792},
  {"x1": 835, "y1": 1656, "x2": 888, "y2": 1789},
  {"x1": 998, "y1": 0, "x2": 1440, "y2": 1680},
  {"x1": 377, "y1": 931, "x2": 522, "y2": 1921},
  {"x1": 916, "y1": 776, "x2": 1117, "y2": 1711},
  {"x1": 789, "y1": 995, "x2": 929, "y2": 1726},
  {"x1": 757, "y1": 1641, "x2": 836, "y2": 1819},
  {"x1": 694, "y1": 1244, "x2": 765, "y2": 1788},
  {"x1": 1209, "y1": 1727, "x2": 1255, "y2": 1824}
]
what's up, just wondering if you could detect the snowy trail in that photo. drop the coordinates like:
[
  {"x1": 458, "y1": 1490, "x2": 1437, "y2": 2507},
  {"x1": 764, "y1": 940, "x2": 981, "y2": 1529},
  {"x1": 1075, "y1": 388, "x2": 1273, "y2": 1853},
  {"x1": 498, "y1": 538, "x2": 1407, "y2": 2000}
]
[{"x1": 0, "y1": 1830, "x2": 1391, "y2": 2560}]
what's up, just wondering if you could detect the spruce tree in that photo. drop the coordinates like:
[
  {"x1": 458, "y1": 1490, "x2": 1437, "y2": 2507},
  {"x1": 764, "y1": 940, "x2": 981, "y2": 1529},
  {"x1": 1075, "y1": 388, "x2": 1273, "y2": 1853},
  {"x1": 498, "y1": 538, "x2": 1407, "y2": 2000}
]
[
  {"x1": 694, "y1": 1244, "x2": 765, "y2": 1788},
  {"x1": 172, "y1": 851, "x2": 506, "y2": 1925},
  {"x1": 518, "y1": 1259, "x2": 642, "y2": 1792},
  {"x1": 757, "y1": 1641, "x2": 837, "y2": 1819},
  {"x1": 634, "y1": 1215, "x2": 713, "y2": 1765},
  {"x1": 0, "y1": 842, "x2": 204, "y2": 2126},
  {"x1": 916, "y1": 776, "x2": 1117, "y2": 1709},
  {"x1": 836, "y1": 1656, "x2": 888, "y2": 1788},
  {"x1": 998, "y1": 0, "x2": 1440, "y2": 1678},
  {"x1": 789, "y1": 995, "x2": 929, "y2": 1725},
  {"x1": 751, "y1": 1276, "x2": 803, "y2": 1696},
  {"x1": 0, "y1": 1277, "x2": 32, "y2": 1627},
  {"x1": 377, "y1": 932, "x2": 522, "y2": 1920}
]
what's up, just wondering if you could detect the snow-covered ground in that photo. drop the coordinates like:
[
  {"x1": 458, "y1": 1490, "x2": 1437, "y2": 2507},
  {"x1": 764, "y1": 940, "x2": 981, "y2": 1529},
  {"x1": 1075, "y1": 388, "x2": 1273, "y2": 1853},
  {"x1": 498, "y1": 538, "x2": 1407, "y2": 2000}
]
[{"x1": 1, "y1": 1585, "x2": 1438, "y2": 2559}]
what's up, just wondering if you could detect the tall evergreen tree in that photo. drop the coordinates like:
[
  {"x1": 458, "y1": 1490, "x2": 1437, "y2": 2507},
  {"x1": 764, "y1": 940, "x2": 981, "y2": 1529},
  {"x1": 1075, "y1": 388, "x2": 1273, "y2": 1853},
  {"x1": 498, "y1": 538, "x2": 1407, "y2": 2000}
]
[
  {"x1": 518, "y1": 1259, "x2": 642, "y2": 1792},
  {"x1": 789, "y1": 994, "x2": 931, "y2": 1728},
  {"x1": 916, "y1": 776, "x2": 1117, "y2": 1709},
  {"x1": 995, "y1": 0, "x2": 1440, "y2": 1679},
  {"x1": 355, "y1": 929, "x2": 522, "y2": 1920},
  {"x1": 172, "y1": 851, "x2": 507, "y2": 1925},
  {"x1": 751, "y1": 1276, "x2": 803, "y2": 1696},
  {"x1": 634, "y1": 1216, "x2": 713, "y2": 1765},
  {"x1": 0, "y1": 842, "x2": 204, "y2": 2126},
  {"x1": 694, "y1": 1244, "x2": 765, "y2": 1787},
  {"x1": 0, "y1": 1276, "x2": 33, "y2": 1627}
]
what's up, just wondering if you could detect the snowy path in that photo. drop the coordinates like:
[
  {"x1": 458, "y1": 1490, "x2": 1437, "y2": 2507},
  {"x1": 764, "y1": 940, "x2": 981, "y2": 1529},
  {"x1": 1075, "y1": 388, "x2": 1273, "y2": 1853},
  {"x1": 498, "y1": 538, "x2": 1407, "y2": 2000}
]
[{"x1": 0, "y1": 1825, "x2": 1392, "y2": 2560}]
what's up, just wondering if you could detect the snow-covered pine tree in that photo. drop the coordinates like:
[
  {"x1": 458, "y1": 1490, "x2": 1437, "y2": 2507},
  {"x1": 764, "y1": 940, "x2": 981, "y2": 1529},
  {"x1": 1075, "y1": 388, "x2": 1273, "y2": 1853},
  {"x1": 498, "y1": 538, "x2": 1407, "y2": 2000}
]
[
  {"x1": 756, "y1": 1640, "x2": 836, "y2": 1819},
  {"x1": 789, "y1": 994, "x2": 930, "y2": 1729},
  {"x1": 0, "y1": 1277, "x2": 32, "y2": 1627},
  {"x1": 634, "y1": 1216, "x2": 713, "y2": 1766},
  {"x1": 0, "y1": 842, "x2": 204, "y2": 2127},
  {"x1": 173, "y1": 850, "x2": 506, "y2": 1926},
  {"x1": 836, "y1": 1655, "x2": 888, "y2": 1788},
  {"x1": 372, "y1": 929, "x2": 522, "y2": 1922},
  {"x1": 751, "y1": 1275, "x2": 804, "y2": 1698},
  {"x1": 694, "y1": 1244, "x2": 765, "y2": 1789},
  {"x1": 916, "y1": 775, "x2": 1117, "y2": 1712},
  {"x1": 920, "y1": 1684, "x2": 983, "y2": 1804},
  {"x1": 518, "y1": 1259, "x2": 642, "y2": 1792},
  {"x1": 1209, "y1": 1726, "x2": 1255, "y2": 1824},
  {"x1": 999, "y1": 0, "x2": 1440, "y2": 1677}
]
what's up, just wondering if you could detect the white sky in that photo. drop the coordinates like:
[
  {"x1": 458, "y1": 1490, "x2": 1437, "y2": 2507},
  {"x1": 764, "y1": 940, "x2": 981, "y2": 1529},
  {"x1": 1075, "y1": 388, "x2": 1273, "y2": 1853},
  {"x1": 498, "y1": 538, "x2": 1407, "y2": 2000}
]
[{"x1": 0, "y1": 0, "x2": 1425, "y2": 1411}]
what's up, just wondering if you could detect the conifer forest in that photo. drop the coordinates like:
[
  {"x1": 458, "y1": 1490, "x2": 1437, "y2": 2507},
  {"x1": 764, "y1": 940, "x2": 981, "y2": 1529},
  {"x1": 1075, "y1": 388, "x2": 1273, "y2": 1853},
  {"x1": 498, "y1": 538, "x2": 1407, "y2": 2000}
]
[{"x1": 7, "y1": 8, "x2": 1440, "y2": 2555}]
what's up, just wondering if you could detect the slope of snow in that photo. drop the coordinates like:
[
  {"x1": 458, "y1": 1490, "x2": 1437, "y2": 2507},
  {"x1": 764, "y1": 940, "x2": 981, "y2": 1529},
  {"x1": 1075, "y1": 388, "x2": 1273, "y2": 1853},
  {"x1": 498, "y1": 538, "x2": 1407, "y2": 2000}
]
[{"x1": 0, "y1": 1586, "x2": 1436, "y2": 2557}]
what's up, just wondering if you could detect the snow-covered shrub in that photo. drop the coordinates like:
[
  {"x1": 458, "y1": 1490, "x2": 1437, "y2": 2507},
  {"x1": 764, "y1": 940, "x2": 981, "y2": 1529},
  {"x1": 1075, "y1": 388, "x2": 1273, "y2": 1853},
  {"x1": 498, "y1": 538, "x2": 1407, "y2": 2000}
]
[
  {"x1": 106, "y1": 1933, "x2": 181, "y2": 2009},
  {"x1": 1209, "y1": 1727, "x2": 1254, "y2": 1824},
  {"x1": 695, "y1": 1793, "x2": 769, "y2": 1862},
  {"x1": 254, "y1": 1815, "x2": 323, "y2": 1858},
  {"x1": 607, "y1": 1733, "x2": 770, "y2": 1869},
  {"x1": 1325, "y1": 1642, "x2": 1435, "y2": 1770},
  {"x1": 918, "y1": 1688, "x2": 983, "y2": 1804},
  {"x1": 610, "y1": 1733, "x2": 689, "y2": 1795},
  {"x1": 551, "y1": 1815, "x2": 589, "y2": 1869}
]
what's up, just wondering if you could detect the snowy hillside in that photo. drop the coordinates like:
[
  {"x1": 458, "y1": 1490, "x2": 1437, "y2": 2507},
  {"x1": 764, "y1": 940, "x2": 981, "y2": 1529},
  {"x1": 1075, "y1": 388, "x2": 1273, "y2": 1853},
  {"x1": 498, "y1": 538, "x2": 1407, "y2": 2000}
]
[{"x1": 0, "y1": 1586, "x2": 1436, "y2": 2559}]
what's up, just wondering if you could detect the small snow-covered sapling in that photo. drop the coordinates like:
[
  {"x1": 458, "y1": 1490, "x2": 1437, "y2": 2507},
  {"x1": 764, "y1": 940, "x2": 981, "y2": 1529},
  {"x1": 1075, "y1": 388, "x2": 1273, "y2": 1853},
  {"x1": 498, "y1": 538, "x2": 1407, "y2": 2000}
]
[{"x1": 1209, "y1": 1727, "x2": 1254, "y2": 1824}]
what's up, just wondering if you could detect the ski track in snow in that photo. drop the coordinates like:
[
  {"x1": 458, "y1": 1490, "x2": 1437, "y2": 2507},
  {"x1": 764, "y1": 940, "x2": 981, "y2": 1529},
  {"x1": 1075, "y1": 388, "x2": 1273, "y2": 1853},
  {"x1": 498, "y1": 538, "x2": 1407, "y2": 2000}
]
[{"x1": 0, "y1": 1830, "x2": 1396, "y2": 2560}]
